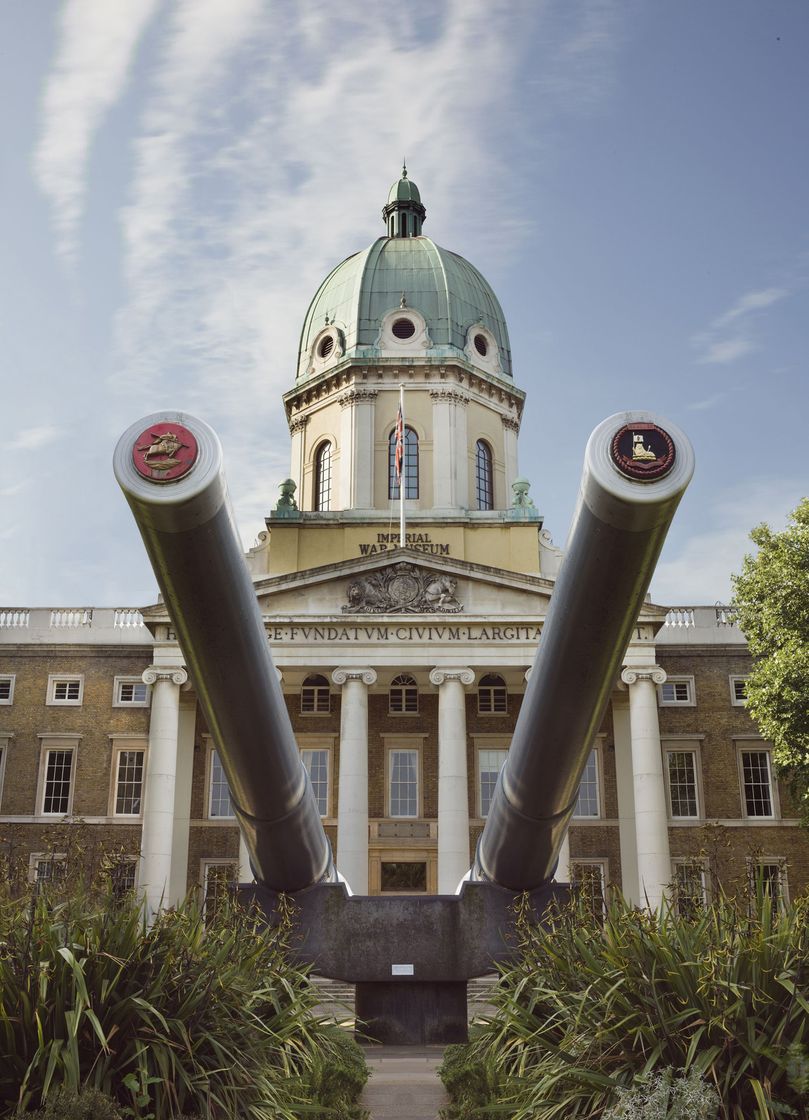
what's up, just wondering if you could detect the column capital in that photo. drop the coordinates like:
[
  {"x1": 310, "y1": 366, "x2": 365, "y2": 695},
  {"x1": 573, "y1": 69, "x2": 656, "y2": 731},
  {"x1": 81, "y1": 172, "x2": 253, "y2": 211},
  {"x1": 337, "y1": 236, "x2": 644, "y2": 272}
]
[
  {"x1": 429, "y1": 667, "x2": 475, "y2": 687},
  {"x1": 428, "y1": 387, "x2": 469, "y2": 406},
  {"x1": 142, "y1": 666, "x2": 188, "y2": 687},
  {"x1": 621, "y1": 665, "x2": 666, "y2": 686},
  {"x1": 332, "y1": 667, "x2": 377, "y2": 687}
]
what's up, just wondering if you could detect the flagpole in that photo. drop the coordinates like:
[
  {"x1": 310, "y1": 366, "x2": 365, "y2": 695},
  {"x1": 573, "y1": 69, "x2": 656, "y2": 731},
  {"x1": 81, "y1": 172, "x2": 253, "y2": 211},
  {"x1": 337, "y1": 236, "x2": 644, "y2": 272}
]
[{"x1": 399, "y1": 383, "x2": 406, "y2": 550}]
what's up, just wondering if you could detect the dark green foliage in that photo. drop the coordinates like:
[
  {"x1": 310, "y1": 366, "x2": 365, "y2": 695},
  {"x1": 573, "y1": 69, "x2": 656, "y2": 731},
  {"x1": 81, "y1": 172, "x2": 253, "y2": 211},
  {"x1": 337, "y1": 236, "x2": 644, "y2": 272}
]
[
  {"x1": 437, "y1": 1036, "x2": 502, "y2": 1119},
  {"x1": 442, "y1": 892, "x2": 809, "y2": 1120},
  {"x1": 17, "y1": 1087, "x2": 124, "y2": 1120},
  {"x1": 0, "y1": 882, "x2": 367, "y2": 1119},
  {"x1": 303, "y1": 1027, "x2": 369, "y2": 1119},
  {"x1": 732, "y1": 497, "x2": 809, "y2": 823}
]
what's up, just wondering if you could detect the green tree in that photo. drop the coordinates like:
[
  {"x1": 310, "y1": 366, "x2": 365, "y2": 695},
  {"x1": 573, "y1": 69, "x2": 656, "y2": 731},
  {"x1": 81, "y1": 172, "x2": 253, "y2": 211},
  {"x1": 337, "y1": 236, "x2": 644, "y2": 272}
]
[{"x1": 732, "y1": 497, "x2": 809, "y2": 823}]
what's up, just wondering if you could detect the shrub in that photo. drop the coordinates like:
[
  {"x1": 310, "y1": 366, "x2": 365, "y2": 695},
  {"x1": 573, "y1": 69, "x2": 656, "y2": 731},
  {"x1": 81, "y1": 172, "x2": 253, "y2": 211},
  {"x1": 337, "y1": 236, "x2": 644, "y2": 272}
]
[
  {"x1": 18, "y1": 1087, "x2": 124, "y2": 1120},
  {"x1": 302, "y1": 1026, "x2": 369, "y2": 1119},
  {"x1": 451, "y1": 891, "x2": 809, "y2": 1120},
  {"x1": 0, "y1": 884, "x2": 364, "y2": 1119},
  {"x1": 437, "y1": 1035, "x2": 501, "y2": 1119}
]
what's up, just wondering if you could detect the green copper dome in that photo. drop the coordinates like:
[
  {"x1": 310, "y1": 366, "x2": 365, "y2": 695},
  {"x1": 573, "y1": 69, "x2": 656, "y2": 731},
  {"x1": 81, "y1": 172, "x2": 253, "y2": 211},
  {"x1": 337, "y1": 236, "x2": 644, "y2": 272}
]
[
  {"x1": 387, "y1": 164, "x2": 422, "y2": 205},
  {"x1": 297, "y1": 173, "x2": 512, "y2": 381}
]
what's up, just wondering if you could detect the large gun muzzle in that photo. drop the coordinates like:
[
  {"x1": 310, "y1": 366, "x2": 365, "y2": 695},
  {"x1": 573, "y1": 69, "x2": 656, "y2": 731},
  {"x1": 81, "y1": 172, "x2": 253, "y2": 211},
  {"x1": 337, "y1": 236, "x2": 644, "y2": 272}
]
[
  {"x1": 113, "y1": 413, "x2": 333, "y2": 892},
  {"x1": 475, "y1": 411, "x2": 695, "y2": 891}
]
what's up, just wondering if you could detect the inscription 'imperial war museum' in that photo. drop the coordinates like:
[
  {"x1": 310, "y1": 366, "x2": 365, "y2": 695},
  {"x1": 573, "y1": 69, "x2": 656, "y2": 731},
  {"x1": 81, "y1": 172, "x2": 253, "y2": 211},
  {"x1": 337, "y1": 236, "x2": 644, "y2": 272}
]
[{"x1": 358, "y1": 532, "x2": 450, "y2": 556}]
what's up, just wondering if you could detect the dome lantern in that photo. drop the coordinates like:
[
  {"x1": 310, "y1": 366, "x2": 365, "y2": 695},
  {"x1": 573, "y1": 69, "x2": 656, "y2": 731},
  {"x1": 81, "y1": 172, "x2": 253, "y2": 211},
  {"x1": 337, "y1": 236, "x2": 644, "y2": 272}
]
[{"x1": 382, "y1": 162, "x2": 426, "y2": 238}]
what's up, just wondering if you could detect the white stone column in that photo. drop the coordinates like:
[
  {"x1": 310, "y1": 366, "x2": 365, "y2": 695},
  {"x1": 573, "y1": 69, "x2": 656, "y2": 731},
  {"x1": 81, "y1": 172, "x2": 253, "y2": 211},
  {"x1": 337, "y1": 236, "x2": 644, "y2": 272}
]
[
  {"x1": 332, "y1": 667, "x2": 377, "y2": 894},
  {"x1": 168, "y1": 695, "x2": 196, "y2": 905},
  {"x1": 621, "y1": 667, "x2": 671, "y2": 909},
  {"x1": 140, "y1": 666, "x2": 187, "y2": 915},
  {"x1": 288, "y1": 415, "x2": 308, "y2": 498},
  {"x1": 555, "y1": 833, "x2": 571, "y2": 884},
  {"x1": 430, "y1": 389, "x2": 469, "y2": 510},
  {"x1": 238, "y1": 834, "x2": 253, "y2": 883},
  {"x1": 430, "y1": 667, "x2": 475, "y2": 893},
  {"x1": 502, "y1": 416, "x2": 520, "y2": 497},
  {"x1": 612, "y1": 695, "x2": 640, "y2": 905},
  {"x1": 339, "y1": 389, "x2": 377, "y2": 510}
]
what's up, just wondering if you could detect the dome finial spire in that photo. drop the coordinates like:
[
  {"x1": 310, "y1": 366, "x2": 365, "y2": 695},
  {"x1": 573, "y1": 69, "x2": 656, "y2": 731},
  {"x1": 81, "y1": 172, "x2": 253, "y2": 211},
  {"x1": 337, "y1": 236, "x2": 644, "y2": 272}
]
[{"x1": 383, "y1": 165, "x2": 425, "y2": 238}]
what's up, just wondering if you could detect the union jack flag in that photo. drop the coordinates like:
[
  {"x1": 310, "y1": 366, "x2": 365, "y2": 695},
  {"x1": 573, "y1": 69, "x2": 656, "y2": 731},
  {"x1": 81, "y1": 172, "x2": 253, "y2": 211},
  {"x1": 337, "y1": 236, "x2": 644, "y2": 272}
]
[{"x1": 394, "y1": 404, "x2": 404, "y2": 484}]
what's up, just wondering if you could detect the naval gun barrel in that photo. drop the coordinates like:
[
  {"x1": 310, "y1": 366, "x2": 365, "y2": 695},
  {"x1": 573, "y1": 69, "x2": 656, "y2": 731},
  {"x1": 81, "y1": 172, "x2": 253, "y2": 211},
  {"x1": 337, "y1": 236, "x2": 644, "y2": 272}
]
[
  {"x1": 475, "y1": 412, "x2": 695, "y2": 892},
  {"x1": 113, "y1": 412, "x2": 333, "y2": 893}
]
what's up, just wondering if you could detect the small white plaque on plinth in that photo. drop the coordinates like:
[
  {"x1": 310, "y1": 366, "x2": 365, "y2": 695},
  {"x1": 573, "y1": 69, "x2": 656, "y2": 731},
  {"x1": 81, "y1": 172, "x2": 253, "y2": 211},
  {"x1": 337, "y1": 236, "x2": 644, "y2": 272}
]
[{"x1": 391, "y1": 963, "x2": 414, "y2": 976}]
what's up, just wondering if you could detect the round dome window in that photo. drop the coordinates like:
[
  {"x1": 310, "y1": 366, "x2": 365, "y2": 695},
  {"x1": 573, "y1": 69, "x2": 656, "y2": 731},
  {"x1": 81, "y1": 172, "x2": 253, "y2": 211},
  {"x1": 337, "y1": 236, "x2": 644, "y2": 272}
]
[
  {"x1": 318, "y1": 336, "x2": 335, "y2": 359},
  {"x1": 474, "y1": 333, "x2": 489, "y2": 357},
  {"x1": 392, "y1": 317, "x2": 416, "y2": 340}
]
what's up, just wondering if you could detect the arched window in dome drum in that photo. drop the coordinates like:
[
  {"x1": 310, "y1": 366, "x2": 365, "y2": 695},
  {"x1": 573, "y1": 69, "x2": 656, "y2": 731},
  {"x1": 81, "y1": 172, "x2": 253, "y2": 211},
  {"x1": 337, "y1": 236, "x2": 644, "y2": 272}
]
[
  {"x1": 314, "y1": 441, "x2": 332, "y2": 511},
  {"x1": 389, "y1": 426, "x2": 419, "y2": 500},
  {"x1": 476, "y1": 440, "x2": 494, "y2": 510}
]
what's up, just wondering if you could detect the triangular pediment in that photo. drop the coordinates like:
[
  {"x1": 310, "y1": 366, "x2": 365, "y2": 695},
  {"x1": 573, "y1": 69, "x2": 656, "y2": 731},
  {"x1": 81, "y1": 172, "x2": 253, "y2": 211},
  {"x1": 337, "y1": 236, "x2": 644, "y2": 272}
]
[{"x1": 253, "y1": 548, "x2": 555, "y2": 620}]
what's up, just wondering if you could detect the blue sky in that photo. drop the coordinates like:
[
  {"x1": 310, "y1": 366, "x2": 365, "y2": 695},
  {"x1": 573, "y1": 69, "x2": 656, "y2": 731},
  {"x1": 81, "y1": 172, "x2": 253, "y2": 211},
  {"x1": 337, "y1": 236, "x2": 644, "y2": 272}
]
[{"x1": 1, "y1": 0, "x2": 806, "y2": 608}]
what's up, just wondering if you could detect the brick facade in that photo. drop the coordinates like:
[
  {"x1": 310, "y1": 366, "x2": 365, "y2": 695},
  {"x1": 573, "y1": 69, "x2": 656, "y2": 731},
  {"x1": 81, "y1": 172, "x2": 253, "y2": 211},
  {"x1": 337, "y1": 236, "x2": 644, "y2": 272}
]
[{"x1": 2, "y1": 620, "x2": 807, "y2": 903}]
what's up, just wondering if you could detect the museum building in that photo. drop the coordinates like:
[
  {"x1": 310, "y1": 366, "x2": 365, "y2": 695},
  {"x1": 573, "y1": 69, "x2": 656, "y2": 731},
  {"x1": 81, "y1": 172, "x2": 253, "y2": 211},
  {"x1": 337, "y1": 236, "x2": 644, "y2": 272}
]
[{"x1": 1, "y1": 171, "x2": 806, "y2": 912}]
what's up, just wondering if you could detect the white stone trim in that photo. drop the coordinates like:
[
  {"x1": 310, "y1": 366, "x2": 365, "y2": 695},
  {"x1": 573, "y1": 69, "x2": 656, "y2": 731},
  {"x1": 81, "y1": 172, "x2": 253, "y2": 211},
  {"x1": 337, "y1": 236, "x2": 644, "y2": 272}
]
[
  {"x1": 307, "y1": 324, "x2": 345, "y2": 377},
  {"x1": 113, "y1": 675, "x2": 151, "y2": 707},
  {"x1": 375, "y1": 307, "x2": 432, "y2": 355},
  {"x1": 463, "y1": 322, "x2": 503, "y2": 376},
  {"x1": 46, "y1": 673, "x2": 84, "y2": 706}
]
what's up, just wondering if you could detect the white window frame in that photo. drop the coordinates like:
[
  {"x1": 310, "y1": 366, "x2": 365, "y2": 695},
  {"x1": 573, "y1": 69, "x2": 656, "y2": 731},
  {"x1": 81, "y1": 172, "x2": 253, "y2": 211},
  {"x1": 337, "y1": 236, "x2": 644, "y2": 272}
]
[
  {"x1": 663, "y1": 745, "x2": 702, "y2": 819},
  {"x1": 729, "y1": 675, "x2": 749, "y2": 706},
  {"x1": 37, "y1": 738, "x2": 78, "y2": 816},
  {"x1": 110, "y1": 741, "x2": 147, "y2": 817},
  {"x1": 206, "y1": 743, "x2": 236, "y2": 820},
  {"x1": 478, "y1": 746, "x2": 509, "y2": 818},
  {"x1": 572, "y1": 746, "x2": 602, "y2": 819},
  {"x1": 108, "y1": 855, "x2": 139, "y2": 896},
  {"x1": 671, "y1": 859, "x2": 707, "y2": 914},
  {"x1": 738, "y1": 745, "x2": 779, "y2": 820},
  {"x1": 747, "y1": 857, "x2": 789, "y2": 909},
  {"x1": 112, "y1": 676, "x2": 151, "y2": 708},
  {"x1": 200, "y1": 859, "x2": 239, "y2": 919},
  {"x1": 478, "y1": 674, "x2": 508, "y2": 715},
  {"x1": 570, "y1": 859, "x2": 608, "y2": 919},
  {"x1": 0, "y1": 674, "x2": 15, "y2": 705},
  {"x1": 29, "y1": 851, "x2": 67, "y2": 885},
  {"x1": 0, "y1": 736, "x2": 8, "y2": 811},
  {"x1": 658, "y1": 676, "x2": 695, "y2": 707},
  {"x1": 300, "y1": 674, "x2": 331, "y2": 715},
  {"x1": 47, "y1": 674, "x2": 84, "y2": 706},
  {"x1": 301, "y1": 746, "x2": 331, "y2": 818},
  {"x1": 389, "y1": 673, "x2": 419, "y2": 715},
  {"x1": 387, "y1": 745, "x2": 421, "y2": 819}
]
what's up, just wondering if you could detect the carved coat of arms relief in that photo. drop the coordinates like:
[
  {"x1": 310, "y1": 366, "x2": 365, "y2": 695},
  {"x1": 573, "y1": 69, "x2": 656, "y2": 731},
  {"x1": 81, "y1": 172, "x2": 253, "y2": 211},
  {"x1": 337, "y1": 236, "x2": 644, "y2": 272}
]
[{"x1": 342, "y1": 563, "x2": 463, "y2": 614}]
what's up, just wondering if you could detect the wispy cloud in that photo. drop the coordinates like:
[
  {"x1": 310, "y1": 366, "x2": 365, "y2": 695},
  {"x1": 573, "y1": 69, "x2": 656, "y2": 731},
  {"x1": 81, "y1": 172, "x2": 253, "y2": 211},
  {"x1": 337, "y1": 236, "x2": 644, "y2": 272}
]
[
  {"x1": 687, "y1": 392, "x2": 726, "y2": 411},
  {"x1": 34, "y1": 0, "x2": 160, "y2": 262},
  {"x1": 692, "y1": 285, "x2": 789, "y2": 366},
  {"x1": 7, "y1": 426, "x2": 62, "y2": 452},
  {"x1": 105, "y1": 0, "x2": 624, "y2": 541},
  {"x1": 651, "y1": 478, "x2": 805, "y2": 604},
  {"x1": 698, "y1": 337, "x2": 754, "y2": 365}
]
